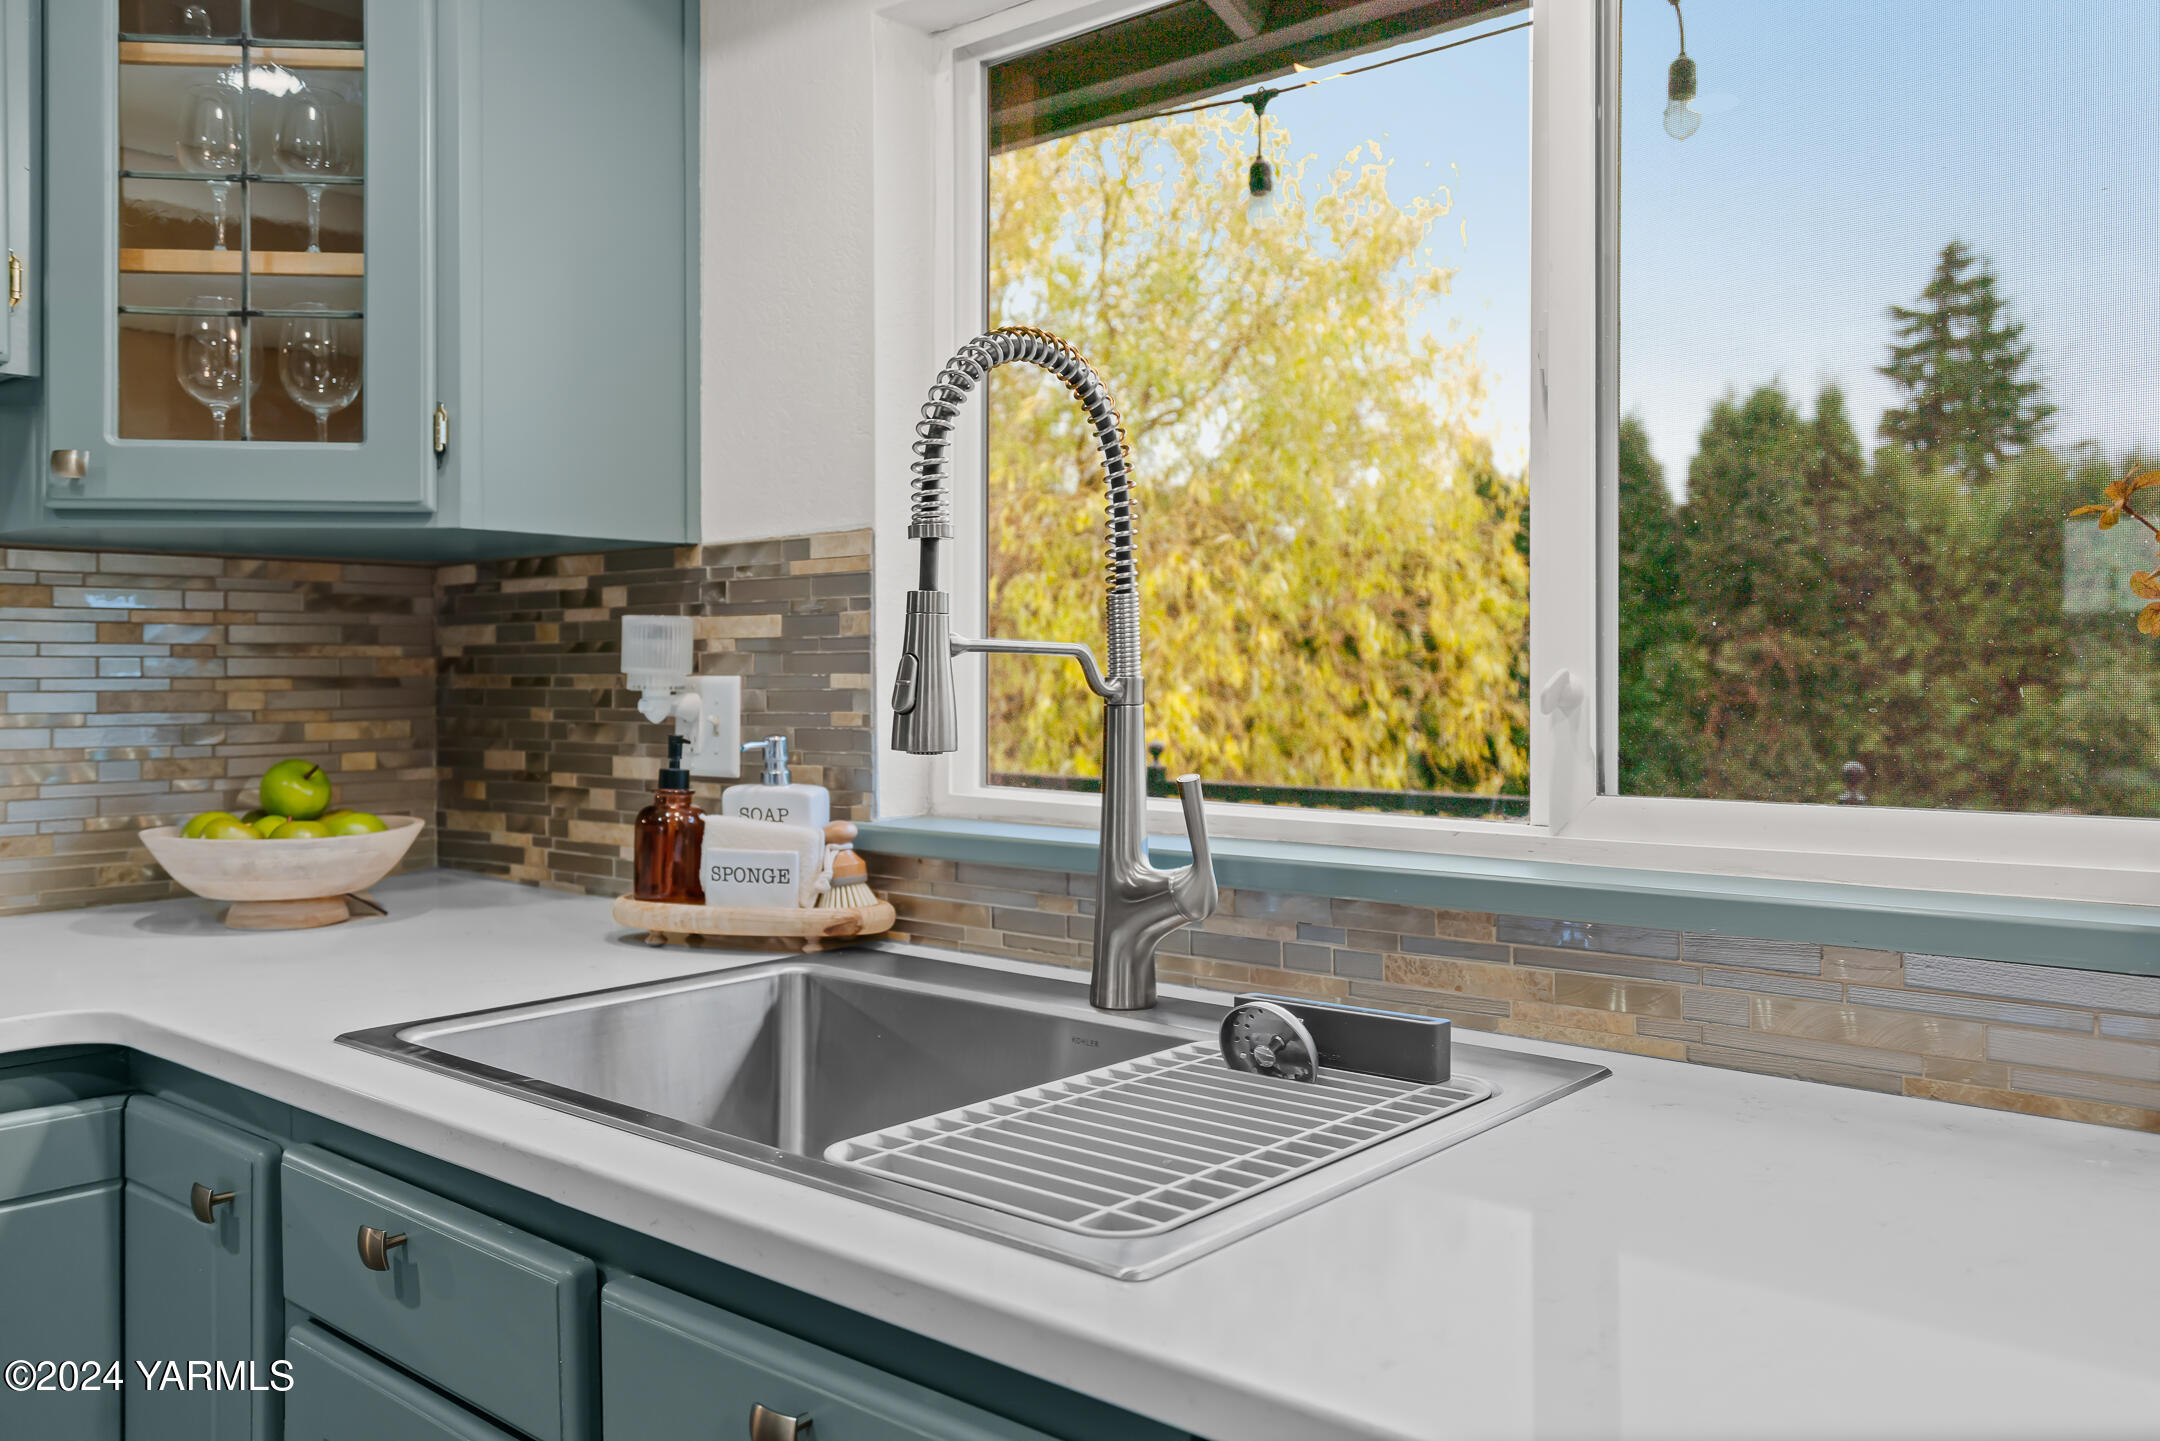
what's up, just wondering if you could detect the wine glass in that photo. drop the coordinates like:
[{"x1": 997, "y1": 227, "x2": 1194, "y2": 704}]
[
  {"x1": 274, "y1": 93, "x2": 346, "y2": 254},
  {"x1": 174, "y1": 299, "x2": 243, "y2": 442},
  {"x1": 176, "y1": 83, "x2": 243, "y2": 251},
  {"x1": 278, "y1": 307, "x2": 362, "y2": 443}
]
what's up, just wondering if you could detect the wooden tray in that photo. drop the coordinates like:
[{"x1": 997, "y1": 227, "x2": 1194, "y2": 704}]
[{"x1": 611, "y1": 895, "x2": 896, "y2": 952}]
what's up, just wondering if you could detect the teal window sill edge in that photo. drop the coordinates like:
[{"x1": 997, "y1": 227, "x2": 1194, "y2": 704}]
[{"x1": 855, "y1": 817, "x2": 2160, "y2": 979}]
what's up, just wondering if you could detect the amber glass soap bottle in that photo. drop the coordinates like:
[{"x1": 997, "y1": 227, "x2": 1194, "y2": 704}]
[{"x1": 633, "y1": 734, "x2": 705, "y2": 903}]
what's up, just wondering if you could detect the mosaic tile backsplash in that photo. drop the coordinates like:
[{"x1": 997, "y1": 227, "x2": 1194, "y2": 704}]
[
  {"x1": 434, "y1": 532, "x2": 873, "y2": 895},
  {"x1": 866, "y1": 854, "x2": 2160, "y2": 1136},
  {"x1": 0, "y1": 546, "x2": 437, "y2": 915},
  {"x1": 6, "y1": 529, "x2": 2160, "y2": 1138}
]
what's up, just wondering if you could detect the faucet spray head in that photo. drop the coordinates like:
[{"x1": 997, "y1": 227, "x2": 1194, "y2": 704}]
[{"x1": 890, "y1": 590, "x2": 959, "y2": 754}]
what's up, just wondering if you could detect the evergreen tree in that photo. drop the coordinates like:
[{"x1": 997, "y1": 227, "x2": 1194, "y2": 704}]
[
  {"x1": 1679, "y1": 386, "x2": 1842, "y2": 800},
  {"x1": 1878, "y1": 239, "x2": 2055, "y2": 481},
  {"x1": 1615, "y1": 418, "x2": 1705, "y2": 794},
  {"x1": 1800, "y1": 386, "x2": 1914, "y2": 794}
]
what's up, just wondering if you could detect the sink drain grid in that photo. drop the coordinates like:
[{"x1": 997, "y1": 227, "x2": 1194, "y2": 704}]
[{"x1": 823, "y1": 1042, "x2": 1493, "y2": 1236}]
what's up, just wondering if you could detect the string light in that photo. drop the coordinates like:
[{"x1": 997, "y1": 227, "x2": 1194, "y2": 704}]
[
  {"x1": 1244, "y1": 89, "x2": 1278, "y2": 225},
  {"x1": 1148, "y1": 19, "x2": 1531, "y2": 219},
  {"x1": 1664, "y1": 0, "x2": 1700, "y2": 140}
]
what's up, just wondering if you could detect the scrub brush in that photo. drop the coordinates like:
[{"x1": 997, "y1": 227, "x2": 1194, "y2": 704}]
[{"x1": 816, "y1": 821, "x2": 878, "y2": 910}]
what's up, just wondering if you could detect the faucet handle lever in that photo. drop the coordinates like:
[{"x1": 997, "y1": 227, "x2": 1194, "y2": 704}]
[{"x1": 1171, "y1": 774, "x2": 1219, "y2": 922}]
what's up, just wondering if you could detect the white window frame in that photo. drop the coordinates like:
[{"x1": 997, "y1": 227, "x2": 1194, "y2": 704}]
[{"x1": 869, "y1": 0, "x2": 2160, "y2": 908}]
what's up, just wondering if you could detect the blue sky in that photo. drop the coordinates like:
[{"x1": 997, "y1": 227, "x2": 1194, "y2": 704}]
[
  {"x1": 1261, "y1": 16, "x2": 1532, "y2": 471},
  {"x1": 1622, "y1": 0, "x2": 2160, "y2": 494},
  {"x1": 1252, "y1": 2, "x2": 2160, "y2": 495}
]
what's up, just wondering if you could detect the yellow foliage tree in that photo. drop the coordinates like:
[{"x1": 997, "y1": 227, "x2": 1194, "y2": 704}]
[{"x1": 986, "y1": 109, "x2": 1526, "y2": 795}]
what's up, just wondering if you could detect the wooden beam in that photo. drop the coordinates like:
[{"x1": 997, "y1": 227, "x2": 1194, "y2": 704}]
[
  {"x1": 1202, "y1": 0, "x2": 1270, "y2": 41},
  {"x1": 993, "y1": 0, "x2": 1523, "y2": 148}
]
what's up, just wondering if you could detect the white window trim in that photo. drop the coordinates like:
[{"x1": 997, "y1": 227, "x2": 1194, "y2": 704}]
[{"x1": 868, "y1": 0, "x2": 2160, "y2": 910}]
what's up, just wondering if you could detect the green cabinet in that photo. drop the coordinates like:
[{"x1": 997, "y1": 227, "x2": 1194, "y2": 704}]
[
  {"x1": 124, "y1": 1095, "x2": 283, "y2": 1441},
  {"x1": 0, "y1": 0, "x2": 38, "y2": 380},
  {"x1": 602, "y1": 1277, "x2": 1062, "y2": 1441},
  {"x1": 0, "y1": 1052, "x2": 1191, "y2": 1441},
  {"x1": 284, "y1": 1322, "x2": 521, "y2": 1441},
  {"x1": 0, "y1": 1096, "x2": 124, "y2": 1441},
  {"x1": 0, "y1": 0, "x2": 697, "y2": 559},
  {"x1": 281, "y1": 1145, "x2": 598, "y2": 1441}
]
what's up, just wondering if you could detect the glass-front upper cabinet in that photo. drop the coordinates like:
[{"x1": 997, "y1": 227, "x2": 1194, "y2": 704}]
[{"x1": 44, "y1": 0, "x2": 433, "y2": 512}]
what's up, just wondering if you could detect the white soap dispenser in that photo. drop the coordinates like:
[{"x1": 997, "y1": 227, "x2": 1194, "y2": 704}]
[{"x1": 722, "y1": 735, "x2": 830, "y2": 831}]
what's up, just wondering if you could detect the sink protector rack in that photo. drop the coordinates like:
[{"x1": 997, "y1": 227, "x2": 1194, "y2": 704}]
[{"x1": 824, "y1": 1042, "x2": 1494, "y2": 1237}]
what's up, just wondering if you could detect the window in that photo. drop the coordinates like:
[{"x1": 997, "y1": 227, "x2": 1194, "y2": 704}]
[
  {"x1": 1617, "y1": 0, "x2": 2160, "y2": 818},
  {"x1": 982, "y1": 2, "x2": 1532, "y2": 821},
  {"x1": 884, "y1": 0, "x2": 2160, "y2": 904}
]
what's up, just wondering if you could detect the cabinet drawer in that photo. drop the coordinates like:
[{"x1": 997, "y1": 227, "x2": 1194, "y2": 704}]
[
  {"x1": 284, "y1": 1323, "x2": 520, "y2": 1441},
  {"x1": 280, "y1": 1147, "x2": 596, "y2": 1441},
  {"x1": 0, "y1": 1094, "x2": 122, "y2": 1202},
  {"x1": 602, "y1": 1277, "x2": 1057, "y2": 1441}
]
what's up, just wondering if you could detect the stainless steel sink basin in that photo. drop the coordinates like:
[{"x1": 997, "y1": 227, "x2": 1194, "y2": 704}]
[
  {"x1": 364, "y1": 949, "x2": 1196, "y2": 1157},
  {"x1": 341, "y1": 941, "x2": 1604, "y2": 1277}
]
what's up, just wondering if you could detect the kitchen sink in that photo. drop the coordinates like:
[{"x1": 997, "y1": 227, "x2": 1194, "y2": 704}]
[{"x1": 340, "y1": 941, "x2": 1604, "y2": 1277}]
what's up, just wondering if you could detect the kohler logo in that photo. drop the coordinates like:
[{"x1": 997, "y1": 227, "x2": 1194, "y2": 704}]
[{"x1": 1070, "y1": 1035, "x2": 1099, "y2": 1047}]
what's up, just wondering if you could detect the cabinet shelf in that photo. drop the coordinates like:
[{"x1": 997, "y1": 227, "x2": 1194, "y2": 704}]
[
  {"x1": 118, "y1": 41, "x2": 365, "y2": 71},
  {"x1": 120, "y1": 248, "x2": 363, "y2": 277}
]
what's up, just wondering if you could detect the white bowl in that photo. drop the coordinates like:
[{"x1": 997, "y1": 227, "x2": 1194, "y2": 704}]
[{"x1": 141, "y1": 817, "x2": 427, "y2": 903}]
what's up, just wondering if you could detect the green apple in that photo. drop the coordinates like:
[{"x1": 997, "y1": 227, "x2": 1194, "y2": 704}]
[
  {"x1": 203, "y1": 818, "x2": 259, "y2": 841},
  {"x1": 259, "y1": 759, "x2": 332, "y2": 820},
  {"x1": 268, "y1": 821, "x2": 330, "y2": 840},
  {"x1": 240, "y1": 808, "x2": 271, "y2": 825},
  {"x1": 182, "y1": 811, "x2": 238, "y2": 838},
  {"x1": 320, "y1": 810, "x2": 387, "y2": 836},
  {"x1": 251, "y1": 816, "x2": 289, "y2": 839}
]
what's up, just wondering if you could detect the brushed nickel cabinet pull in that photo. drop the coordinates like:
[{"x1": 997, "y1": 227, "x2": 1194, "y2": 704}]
[
  {"x1": 432, "y1": 403, "x2": 448, "y2": 455},
  {"x1": 188, "y1": 1183, "x2": 235, "y2": 1225},
  {"x1": 748, "y1": 1405, "x2": 811, "y2": 1441},
  {"x1": 50, "y1": 449, "x2": 86, "y2": 480},
  {"x1": 356, "y1": 1225, "x2": 407, "y2": 1271}
]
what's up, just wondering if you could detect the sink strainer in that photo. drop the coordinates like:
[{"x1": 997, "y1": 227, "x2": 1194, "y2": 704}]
[{"x1": 1220, "y1": 1000, "x2": 1319, "y2": 1082}]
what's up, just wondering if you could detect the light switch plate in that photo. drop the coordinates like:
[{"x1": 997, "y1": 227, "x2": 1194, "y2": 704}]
[{"x1": 685, "y1": 675, "x2": 742, "y2": 777}]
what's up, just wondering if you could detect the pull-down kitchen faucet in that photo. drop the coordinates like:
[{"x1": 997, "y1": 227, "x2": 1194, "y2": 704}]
[{"x1": 888, "y1": 327, "x2": 1218, "y2": 1011}]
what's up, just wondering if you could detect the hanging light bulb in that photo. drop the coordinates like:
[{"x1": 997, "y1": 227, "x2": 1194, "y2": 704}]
[
  {"x1": 1243, "y1": 89, "x2": 1279, "y2": 225},
  {"x1": 1664, "y1": 0, "x2": 1701, "y2": 140}
]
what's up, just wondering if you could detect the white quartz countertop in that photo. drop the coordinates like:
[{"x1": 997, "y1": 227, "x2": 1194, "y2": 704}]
[{"x1": 3, "y1": 870, "x2": 2156, "y2": 1441}]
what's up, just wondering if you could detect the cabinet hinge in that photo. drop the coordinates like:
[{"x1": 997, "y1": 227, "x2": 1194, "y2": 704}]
[
  {"x1": 8, "y1": 252, "x2": 22, "y2": 310},
  {"x1": 432, "y1": 403, "x2": 449, "y2": 456}
]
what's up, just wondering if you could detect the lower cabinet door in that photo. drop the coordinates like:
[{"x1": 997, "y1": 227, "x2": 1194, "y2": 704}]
[
  {"x1": 601, "y1": 1277, "x2": 1059, "y2": 1441},
  {"x1": 279, "y1": 1145, "x2": 596, "y2": 1441},
  {"x1": 0, "y1": 1097, "x2": 124, "y2": 1441},
  {"x1": 124, "y1": 1096, "x2": 283, "y2": 1440},
  {"x1": 282, "y1": 1323, "x2": 519, "y2": 1441}
]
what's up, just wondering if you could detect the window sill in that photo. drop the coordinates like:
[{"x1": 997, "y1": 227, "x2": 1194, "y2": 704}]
[{"x1": 855, "y1": 817, "x2": 2160, "y2": 978}]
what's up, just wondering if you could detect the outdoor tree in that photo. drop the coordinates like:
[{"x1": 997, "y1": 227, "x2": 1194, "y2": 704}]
[
  {"x1": 985, "y1": 110, "x2": 1526, "y2": 797},
  {"x1": 1878, "y1": 239, "x2": 2056, "y2": 481},
  {"x1": 1615, "y1": 418, "x2": 1705, "y2": 795}
]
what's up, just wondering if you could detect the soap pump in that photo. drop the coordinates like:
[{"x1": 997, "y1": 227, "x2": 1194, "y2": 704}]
[
  {"x1": 721, "y1": 735, "x2": 831, "y2": 831},
  {"x1": 633, "y1": 734, "x2": 706, "y2": 903}
]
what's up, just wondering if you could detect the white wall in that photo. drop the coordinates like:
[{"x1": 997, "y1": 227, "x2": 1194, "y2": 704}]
[{"x1": 699, "y1": 0, "x2": 885, "y2": 542}]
